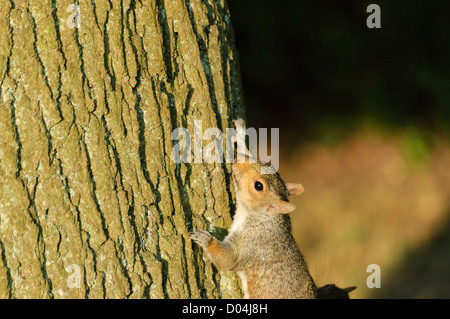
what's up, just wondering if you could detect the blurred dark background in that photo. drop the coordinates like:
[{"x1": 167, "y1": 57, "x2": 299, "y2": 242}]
[
  {"x1": 228, "y1": 0, "x2": 450, "y2": 146},
  {"x1": 226, "y1": 0, "x2": 450, "y2": 298}
]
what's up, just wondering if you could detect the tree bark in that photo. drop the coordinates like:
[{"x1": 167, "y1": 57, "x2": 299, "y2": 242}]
[{"x1": 0, "y1": 0, "x2": 244, "y2": 298}]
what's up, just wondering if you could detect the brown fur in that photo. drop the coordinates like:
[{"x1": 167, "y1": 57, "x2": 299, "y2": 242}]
[{"x1": 191, "y1": 154, "x2": 317, "y2": 299}]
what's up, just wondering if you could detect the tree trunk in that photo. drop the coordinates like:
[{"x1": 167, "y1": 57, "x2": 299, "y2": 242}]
[{"x1": 0, "y1": 0, "x2": 244, "y2": 298}]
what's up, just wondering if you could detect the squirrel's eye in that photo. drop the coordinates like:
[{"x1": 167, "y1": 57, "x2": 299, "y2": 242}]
[{"x1": 254, "y1": 181, "x2": 264, "y2": 191}]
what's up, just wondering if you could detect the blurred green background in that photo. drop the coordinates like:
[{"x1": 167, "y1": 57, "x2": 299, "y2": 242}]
[{"x1": 226, "y1": 0, "x2": 450, "y2": 298}]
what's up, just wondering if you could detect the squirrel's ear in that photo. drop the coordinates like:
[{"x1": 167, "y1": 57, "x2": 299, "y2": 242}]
[
  {"x1": 286, "y1": 183, "x2": 305, "y2": 196},
  {"x1": 266, "y1": 200, "x2": 296, "y2": 214}
]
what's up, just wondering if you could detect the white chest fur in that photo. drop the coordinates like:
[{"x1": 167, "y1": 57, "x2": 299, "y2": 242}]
[
  {"x1": 227, "y1": 201, "x2": 250, "y2": 298},
  {"x1": 227, "y1": 200, "x2": 249, "y2": 236},
  {"x1": 237, "y1": 271, "x2": 249, "y2": 299}
]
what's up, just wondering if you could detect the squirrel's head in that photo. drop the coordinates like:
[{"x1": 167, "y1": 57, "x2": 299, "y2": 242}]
[{"x1": 232, "y1": 153, "x2": 305, "y2": 214}]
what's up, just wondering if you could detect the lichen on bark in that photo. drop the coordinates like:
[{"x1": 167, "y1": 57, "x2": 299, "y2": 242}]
[{"x1": 0, "y1": 0, "x2": 244, "y2": 299}]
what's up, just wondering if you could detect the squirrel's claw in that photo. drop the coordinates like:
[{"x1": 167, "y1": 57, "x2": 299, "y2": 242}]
[{"x1": 190, "y1": 230, "x2": 212, "y2": 248}]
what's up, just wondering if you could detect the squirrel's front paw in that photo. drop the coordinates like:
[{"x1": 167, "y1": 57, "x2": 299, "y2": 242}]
[{"x1": 190, "y1": 230, "x2": 212, "y2": 248}]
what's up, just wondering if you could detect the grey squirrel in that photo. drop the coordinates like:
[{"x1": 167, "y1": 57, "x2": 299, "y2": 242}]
[{"x1": 190, "y1": 120, "x2": 317, "y2": 298}]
